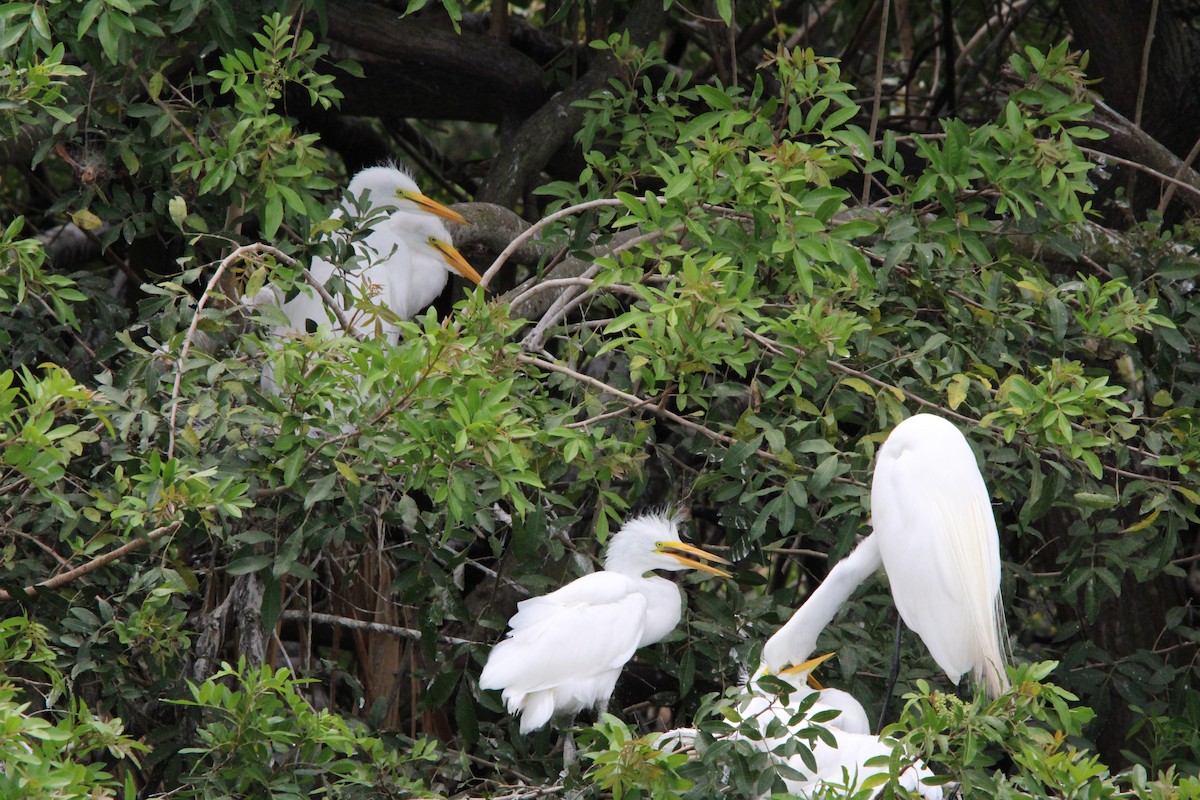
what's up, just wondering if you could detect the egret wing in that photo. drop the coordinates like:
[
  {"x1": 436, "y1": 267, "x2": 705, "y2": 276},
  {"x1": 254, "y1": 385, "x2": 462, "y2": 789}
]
[
  {"x1": 480, "y1": 571, "x2": 649, "y2": 695},
  {"x1": 872, "y1": 414, "x2": 1008, "y2": 693}
]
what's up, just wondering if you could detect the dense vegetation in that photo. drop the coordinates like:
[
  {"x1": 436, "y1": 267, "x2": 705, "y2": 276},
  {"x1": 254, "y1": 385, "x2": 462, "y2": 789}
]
[{"x1": 1, "y1": 0, "x2": 1198, "y2": 798}]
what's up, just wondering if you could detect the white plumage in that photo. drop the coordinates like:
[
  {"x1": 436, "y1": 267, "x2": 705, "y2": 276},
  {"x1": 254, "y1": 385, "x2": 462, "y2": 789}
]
[
  {"x1": 479, "y1": 512, "x2": 731, "y2": 733},
  {"x1": 761, "y1": 534, "x2": 882, "y2": 675},
  {"x1": 245, "y1": 165, "x2": 481, "y2": 343},
  {"x1": 740, "y1": 660, "x2": 941, "y2": 799},
  {"x1": 871, "y1": 413, "x2": 1010, "y2": 696},
  {"x1": 762, "y1": 413, "x2": 1010, "y2": 697},
  {"x1": 665, "y1": 656, "x2": 940, "y2": 799}
]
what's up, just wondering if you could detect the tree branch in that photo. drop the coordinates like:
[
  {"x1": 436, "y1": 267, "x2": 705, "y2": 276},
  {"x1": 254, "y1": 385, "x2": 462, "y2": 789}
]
[
  {"x1": 0, "y1": 521, "x2": 182, "y2": 601},
  {"x1": 476, "y1": 0, "x2": 668, "y2": 207}
]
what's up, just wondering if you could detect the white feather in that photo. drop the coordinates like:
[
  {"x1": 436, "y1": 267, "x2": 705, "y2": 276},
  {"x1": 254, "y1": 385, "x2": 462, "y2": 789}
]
[
  {"x1": 761, "y1": 414, "x2": 1010, "y2": 698},
  {"x1": 480, "y1": 512, "x2": 727, "y2": 733},
  {"x1": 733, "y1": 671, "x2": 941, "y2": 799},
  {"x1": 871, "y1": 413, "x2": 1010, "y2": 696}
]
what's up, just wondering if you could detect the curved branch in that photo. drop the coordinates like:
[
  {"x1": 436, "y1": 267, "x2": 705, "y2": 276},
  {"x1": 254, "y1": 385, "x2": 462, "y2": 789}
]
[{"x1": 168, "y1": 243, "x2": 297, "y2": 458}]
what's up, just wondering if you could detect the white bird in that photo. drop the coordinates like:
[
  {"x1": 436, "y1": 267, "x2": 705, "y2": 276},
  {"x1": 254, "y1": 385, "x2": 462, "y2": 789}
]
[
  {"x1": 762, "y1": 413, "x2": 1009, "y2": 697},
  {"x1": 246, "y1": 165, "x2": 482, "y2": 342},
  {"x1": 479, "y1": 512, "x2": 732, "y2": 734},
  {"x1": 661, "y1": 655, "x2": 940, "y2": 799},
  {"x1": 737, "y1": 656, "x2": 942, "y2": 800}
]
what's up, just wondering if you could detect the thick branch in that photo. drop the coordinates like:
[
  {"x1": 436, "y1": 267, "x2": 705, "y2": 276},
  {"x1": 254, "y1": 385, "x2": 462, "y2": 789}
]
[
  {"x1": 476, "y1": 0, "x2": 668, "y2": 207},
  {"x1": 1086, "y1": 99, "x2": 1200, "y2": 213},
  {"x1": 322, "y1": 0, "x2": 548, "y2": 125}
]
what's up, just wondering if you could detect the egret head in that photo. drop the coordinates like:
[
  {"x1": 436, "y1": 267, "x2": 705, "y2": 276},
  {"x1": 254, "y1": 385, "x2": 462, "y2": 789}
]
[
  {"x1": 604, "y1": 512, "x2": 732, "y2": 578},
  {"x1": 345, "y1": 165, "x2": 468, "y2": 225},
  {"x1": 777, "y1": 651, "x2": 835, "y2": 689}
]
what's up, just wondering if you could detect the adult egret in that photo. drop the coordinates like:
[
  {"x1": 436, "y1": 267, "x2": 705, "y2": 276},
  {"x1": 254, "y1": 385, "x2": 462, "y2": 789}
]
[
  {"x1": 479, "y1": 512, "x2": 732, "y2": 734},
  {"x1": 245, "y1": 165, "x2": 482, "y2": 341},
  {"x1": 762, "y1": 413, "x2": 1010, "y2": 698}
]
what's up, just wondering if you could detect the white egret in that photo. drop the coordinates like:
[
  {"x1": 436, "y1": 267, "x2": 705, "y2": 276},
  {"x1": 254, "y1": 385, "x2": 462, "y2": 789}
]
[
  {"x1": 762, "y1": 413, "x2": 1009, "y2": 697},
  {"x1": 738, "y1": 656, "x2": 942, "y2": 800},
  {"x1": 245, "y1": 165, "x2": 482, "y2": 341},
  {"x1": 479, "y1": 512, "x2": 732, "y2": 734},
  {"x1": 663, "y1": 655, "x2": 940, "y2": 799},
  {"x1": 871, "y1": 414, "x2": 1009, "y2": 696}
]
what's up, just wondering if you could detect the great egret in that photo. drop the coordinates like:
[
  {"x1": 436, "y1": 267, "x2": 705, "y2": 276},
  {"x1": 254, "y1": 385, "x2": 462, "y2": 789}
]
[
  {"x1": 479, "y1": 512, "x2": 732, "y2": 734},
  {"x1": 245, "y1": 165, "x2": 482, "y2": 341},
  {"x1": 662, "y1": 655, "x2": 940, "y2": 799},
  {"x1": 763, "y1": 413, "x2": 1010, "y2": 697},
  {"x1": 737, "y1": 656, "x2": 942, "y2": 800}
]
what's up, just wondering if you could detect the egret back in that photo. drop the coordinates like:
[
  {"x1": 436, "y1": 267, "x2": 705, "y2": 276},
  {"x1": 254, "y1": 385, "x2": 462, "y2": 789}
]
[
  {"x1": 871, "y1": 414, "x2": 1010, "y2": 696},
  {"x1": 479, "y1": 572, "x2": 650, "y2": 732}
]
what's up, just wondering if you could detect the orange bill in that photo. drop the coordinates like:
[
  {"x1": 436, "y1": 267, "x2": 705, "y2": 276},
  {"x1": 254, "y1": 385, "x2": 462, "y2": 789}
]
[
  {"x1": 657, "y1": 540, "x2": 733, "y2": 578},
  {"x1": 398, "y1": 190, "x2": 469, "y2": 225},
  {"x1": 780, "y1": 651, "x2": 836, "y2": 689},
  {"x1": 431, "y1": 238, "x2": 483, "y2": 285}
]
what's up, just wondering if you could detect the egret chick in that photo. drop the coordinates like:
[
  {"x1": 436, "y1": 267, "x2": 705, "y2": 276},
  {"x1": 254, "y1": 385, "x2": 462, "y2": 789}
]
[
  {"x1": 480, "y1": 512, "x2": 731, "y2": 733},
  {"x1": 245, "y1": 164, "x2": 479, "y2": 341},
  {"x1": 739, "y1": 655, "x2": 941, "y2": 800}
]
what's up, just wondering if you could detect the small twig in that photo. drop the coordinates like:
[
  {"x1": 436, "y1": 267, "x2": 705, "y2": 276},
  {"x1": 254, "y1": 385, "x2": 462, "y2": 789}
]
[
  {"x1": 0, "y1": 521, "x2": 182, "y2": 601},
  {"x1": 505, "y1": 277, "x2": 601, "y2": 312},
  {"x1": 1079, "y1": 148, "x2": 1200, "y2": 205},
  {"x1": 519, "y1": 228, "x2": 668, "y2": 351},
  {"x1": 515, "y1": 354, "x2": 851, "y2": 484},
  {"x1": 861, "y1": 0, "x2": 890, "y2": 206},
  {"x1": 481, "y1": 196, "x2": 667, "y2": 287},
  {"x1": 1156, "y1": 132, "x2": 1200, "y2": 217},
  {"x1": 1133, "y1": 0, "x2": 1159, "y2": 129},
  {"x1": 278, "y1": 610, "x2": 476, "y2": 646},
  {"x1": 168, "y1": 243, "x2": 297, "y2": 458}
]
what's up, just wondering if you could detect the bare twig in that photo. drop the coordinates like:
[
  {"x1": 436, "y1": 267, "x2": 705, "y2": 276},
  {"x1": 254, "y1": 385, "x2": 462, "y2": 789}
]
[
  {"x1": 168, "y1": 243, "x2": 297, "y2": 458},
  {"x1": 861, "y1": 0, "x2": 890, "y2": 206},
  {"x1": 0, "y1": 521, "x2": 182, "y2": 601},
  {"x1": 279, "y1": 610, "x2": 475, "y2": 646},
  {"x1": 482, "y1": 197, "x2": 661, "y2": 286},
  {"x1": 1133, "y1": 0, "x2": 1159, "y2": 129}
]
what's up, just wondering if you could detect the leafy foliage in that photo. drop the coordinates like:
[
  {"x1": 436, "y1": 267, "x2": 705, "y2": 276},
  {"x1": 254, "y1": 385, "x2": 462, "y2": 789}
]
[{"x1": 0, "y1": 1, "x2": 1198, "y2": 799}]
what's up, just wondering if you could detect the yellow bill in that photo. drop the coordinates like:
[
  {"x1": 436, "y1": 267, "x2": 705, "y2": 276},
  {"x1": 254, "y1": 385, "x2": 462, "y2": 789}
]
[
  {"x1": 398, "y1": 189, "x2": 469, "y2": 225},
  {"x1": 780, "y1": 651, "x2": 836, "y2": 689},
  {"x1": 657, "y1": 540, "x2": 733, "y2": 578},
  {"x1": 431, "y1": 238, "x2": 483, "y2": 285}
]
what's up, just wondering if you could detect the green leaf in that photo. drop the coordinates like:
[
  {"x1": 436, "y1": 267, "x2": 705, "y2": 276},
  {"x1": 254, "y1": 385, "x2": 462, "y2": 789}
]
[{"x1": 227, "y1": 554, "x2": 272, "y2": 575}]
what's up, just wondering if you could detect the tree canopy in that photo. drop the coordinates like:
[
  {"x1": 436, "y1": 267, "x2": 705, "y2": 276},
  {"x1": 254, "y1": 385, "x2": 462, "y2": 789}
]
[{"x1": 1, "y1": 0, "x2": 1199, "y2": 798}]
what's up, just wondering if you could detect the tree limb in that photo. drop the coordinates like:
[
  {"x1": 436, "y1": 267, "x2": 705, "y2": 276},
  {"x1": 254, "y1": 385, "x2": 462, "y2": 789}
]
[
  {"x1": 476, "y1": 0, "x2": 668, "y2": 207},
  {"x1": 0, "y1": 521, "x2": 182, "y2": 600},
  {"x1": 322, "y1": 0, "x2": 548, "y2": 125}
]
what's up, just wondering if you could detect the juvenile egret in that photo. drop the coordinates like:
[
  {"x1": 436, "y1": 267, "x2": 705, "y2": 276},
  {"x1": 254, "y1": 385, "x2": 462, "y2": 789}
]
[
  {"x1": 479, "y1": 512, "x2": 732, "y2": 734},
  {"x1": 763, "y1": 413, "x2": 1009, "y2": 698},
  {"x1": 336, "y1": 164, "x2": 469, "y2": 225},
  {"x1": 245, "y1": 165, "x2": 481, "y2": 341},
  {"x1": 662, "y1": 655, "x2": 940, "y2": 799},
  {"x1": 738, "y1": 657, "x2": 942, "y2": 800}
]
